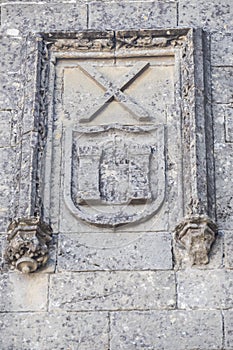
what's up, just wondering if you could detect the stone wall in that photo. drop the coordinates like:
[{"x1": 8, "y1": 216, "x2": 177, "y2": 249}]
[{"x1": 0, "y1": 1, "x2": 233, "y2": 349}]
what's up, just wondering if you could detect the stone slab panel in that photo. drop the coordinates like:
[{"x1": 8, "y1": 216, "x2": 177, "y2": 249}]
[
  {"x1": 57, "y1": 232, "x2": 172, "y2": 271},
  {"x1": 0, "y1": 311, "x2": 109, "y2": 350},
  {"x1": 89, "y1": 1, "x2": 177, "y2": 30},
  {"x1": 0, "y1": 36, "x2": 24, "y2": 110},
  {"x1": 49, "y1": 271, "x2": 176, "y2": 311},
  {"x1": 177, "y1": 269, "x2": 233, "y2": 309},
  {"x1": 211, "y1": 32, "x2": 233, "y2": 66},
  {"x1": 110, "y1": 310, "x2": 222, "y2": 350},
  {"x1": 0, "y1": 273, "x2": 48, "y2": 311},
  {"x1": 212, "y1": 67, "x2": 233, "y2": 104},
  {"x1": 1, "y1": 4, "x2": 87, "y2": 34},
  {"x1": 179, "y1": 0, "x2": 232, "y2": 31}
]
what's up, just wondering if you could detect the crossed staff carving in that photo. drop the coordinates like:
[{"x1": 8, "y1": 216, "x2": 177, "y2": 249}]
[{"x1": 78, "y1": 62, "x2": 152, "y2": 122}]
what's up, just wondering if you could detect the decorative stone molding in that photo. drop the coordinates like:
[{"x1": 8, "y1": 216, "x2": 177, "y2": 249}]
[
  {"x1": 175, "y1": 216, "x2": 217, "y2": 265},
  {"x1": 4, "y1": 217, "x2": 52, "y2": 273},
  {"x1": 8, "y1": 28, "x2": 217, "y2": 266}
]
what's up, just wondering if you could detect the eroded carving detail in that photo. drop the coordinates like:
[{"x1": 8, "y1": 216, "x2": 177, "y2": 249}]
[
  {"x1": 116, "y1": 30, "x2": 186, "y2": 49},
  {"x1": 76, "y1": 141, "x2": 152, "y2": 205},
  {"x1": 4, "y1": 217, "x2": 52, "y2": 273},
  {"x1": 175, "y1": 216, "x2": 217, "y2": 265},
  {"x1": 50, "y1": 32, "x2": 114, "y2": 52}
]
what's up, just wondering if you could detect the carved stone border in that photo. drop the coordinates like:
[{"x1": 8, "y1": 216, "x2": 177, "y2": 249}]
[{"x1": 7, "y1": 28, "x2": 216, "y2": 268}]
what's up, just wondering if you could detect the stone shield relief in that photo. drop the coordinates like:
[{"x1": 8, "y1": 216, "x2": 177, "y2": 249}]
[{"x1": 64, "y1": 125, "x2": 165, "y2": 226}]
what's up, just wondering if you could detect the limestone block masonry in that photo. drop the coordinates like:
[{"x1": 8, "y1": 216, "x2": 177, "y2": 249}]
[{"x1": 0, "y1": 1, "x2": 232, "y2": 349}]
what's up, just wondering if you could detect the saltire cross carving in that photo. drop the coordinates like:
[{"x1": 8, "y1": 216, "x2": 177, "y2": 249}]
[{"x1": 78, "y1": 62, "x2": 152, "y2": 122}]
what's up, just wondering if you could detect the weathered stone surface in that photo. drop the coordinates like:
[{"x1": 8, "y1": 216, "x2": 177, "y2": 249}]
[
  {"x1": 0, "y1": 273, "x2": 48, "y2": 311},
  {"x1": 0, "y1": 36, "x2": 24, "y2": 110},
  {"x1": 224, "y1": 310, "x2": 233, "y2": 349},
  {"x1": 49, "y1": 271, "x2": 176, "y2": 311},
  {"x1": 1, "y1": 4, "x2": 87, "y2": 34},
  {"x1": 0, "y1": 148, "x2": 15, "y2": 232},
  {"x1": 59, "y1": 52, "x2": 173, "y2": 227},
  {"x1": 0, "y1": 311, "x2": 109, "y2": 350},
  {"x1": 0, "y1": 3, "x2": 230, "y2": 348},
  {"x1": 179, "y1": 0, "x2": 232, "y2": 31},
  {"x1": 224, "y1": 231, "x2": 233, "y2": 268},
  {"x1": 212, "y1": 67, "x2": 233, "y2": 104},
  {"x1": 0, "y1": 235, "x2": 3, "y2": 271},
  {"x1": 110, "y1": 310, "x2": 222, "y2": 349},
  {"x1": 46, "y1": 29, "x2": 214, "y2": 241},
  {"x1": 177, "y1": 269, "x2": 233, "y2": 309},
  {"x1": 57, "y1": 232, "x2": 172, "y2": 271},
  {"x1": 213, "y1": 103, "x2": 228, "y2": 144},
  {"x1": 0, "y1": 111, "x2": 12, "y2": 147},
  {"x1": 224, "y1": 105, "x2": 233, "y2": 143},
  {"x1": 174, "y1": 230, "x2": 223, "y2": 269},
  {"x1": 215, "y1": 143, "x2": 233, "y2": 229},
  {"x1": 211, "y1": 32, "x2": 233, "y2": 66},
  {"x1": 213, "y1": 104, "x2": 233, "y2": 229},
  {"x1": 89, "y1": 1, "x2": 177, "y2": 30},
  {"x1": 174, "y1": 216, "x2": 217, "y2": 266}
]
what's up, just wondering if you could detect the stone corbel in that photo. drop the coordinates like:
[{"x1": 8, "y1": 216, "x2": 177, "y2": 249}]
[
  {"x1": 175, "y1": 216, "x2": 217, "y2": 265},
  {"x1": 4, "y1": 217, "x2": 52, "y2": 273}
]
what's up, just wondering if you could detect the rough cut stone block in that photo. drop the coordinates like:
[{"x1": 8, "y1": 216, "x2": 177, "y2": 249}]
[
  {"x1": 179, "y1": 0, "x2": 232, "y2": 31},
  {"x1": 0, "y1": 273, "x2": 48, "y2": 311},
  {"x1": 110, "y1": 310, "x2": 222, "y2": 350},
  {"x1": 89, "y1": 1, "x2": 177, "y2": 30},
  {"x1": 177, "y1": 269, "x2": 233, "y2": 309},
  {"x1": 212, "y1": 67, "x2": 233, "y2": 104},
  {"x1": 1, "y1": 4, "x2": 87, "y2": 34},
  {"x1": 211, "y1": 32, "x2": 233, "y2": 66},
  {"x1": 0, "y1": 311, "x2": 109, "y2": 350},
  {"x1": 49, "y1": 271, "x2": 176, "y2": 311},
  {"x1": 58, "y1": 232, "x2": 172, "y2": 271}
]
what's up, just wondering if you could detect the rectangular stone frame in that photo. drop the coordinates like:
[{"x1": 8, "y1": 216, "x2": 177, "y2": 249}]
[{"x1": 8, "y1": 28, "x2": 217, "y2": 267}]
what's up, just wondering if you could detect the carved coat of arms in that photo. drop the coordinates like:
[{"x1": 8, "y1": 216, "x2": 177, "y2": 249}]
[{"x1": 64, "y1": 124, "x2": 165, "y2": 226}]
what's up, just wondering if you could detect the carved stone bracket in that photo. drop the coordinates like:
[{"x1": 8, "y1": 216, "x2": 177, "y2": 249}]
[
  {"x1": 175, "y1": 216, "x2": 217, "y2": 266},
  {"x1": 4, "y1": 217, "x2": 52, "y2": 273}
]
